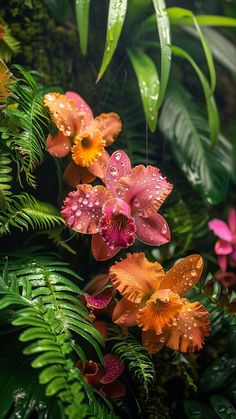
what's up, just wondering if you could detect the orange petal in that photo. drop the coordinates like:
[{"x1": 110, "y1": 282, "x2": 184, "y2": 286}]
[
  {"x1": 142, "y1": 330, "x2": 166, "y2": 354},
  {"x1": 94, "y1": 112, "x2": 122, "y2": 146},
  {"x1": 63, "y1": 161, "x2": 95, "y2": 188},
  {"x1": 164, "y1": 299, "x2": 210, "y2": 352},
  {"x1": 44, "y1": 93, "x2": 83, "y2": 137},
  {"x1": 160, "y1": 255, "x2": 204, "y2": 297},
  {"x1": 109, "y1": 252, "x2": 164, "y2": 303},
  {"x1": 71, "y1": 129, "x2": 105, "y2": 167},
  {"x1": 88, "y1": 150, "x2": 110, "y2": 181},
  {"x1": 137, "y1": 289, "x2": 182, "y2": 334},
  {"x1": 112, "y1": 298, "x2": 139, "y2": 327},
  {"x1": 46, "y1": 132, "x2": 71, "y2": 158}
]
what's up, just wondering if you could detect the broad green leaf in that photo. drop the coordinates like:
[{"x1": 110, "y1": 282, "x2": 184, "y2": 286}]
[
  {"x1": 159, "y1": 82, "x2": 235, "y2": 205},
  {"x1": 167, "y1": 7, "x2": 216, "y2": 92},
  {"x1": 184, "y1": 400, "x2": 215, "y2": 419},
  {"x1": 199, "y1": 355, "x2": 236, "y2": 391},
  {"x1": 128, "y1": 48, "x2": 160, "y2": 132},
  {"x1": 210, "y1": 395, "x2": 236, "y2": 418},
  {"x1": 167, "y1": 12, "x2": 236, "y2": 27},
  {"x1": 97, "y1": 0, "x2": 128, "y2": 81},
  {"x1": 75, "y1": 0, "x2": 91, "y2": 55},
  {"x1": 171, "y1": 45, "x2": 219, "y2": 146},
  {"x1": 152, "y1": 0, "x2": 172, "y2": 109}
]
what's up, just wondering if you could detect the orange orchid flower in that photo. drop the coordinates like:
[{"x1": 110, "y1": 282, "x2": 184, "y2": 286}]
[
  {"x1": 44, "y1": 91, "x2": 122, "y2": 187},
  {"x1": 110, "y1": 253, "x2": 210, "y2": 354},
  {"x1": 0, "y1": 59, "x2": 14, "y2": 109}
]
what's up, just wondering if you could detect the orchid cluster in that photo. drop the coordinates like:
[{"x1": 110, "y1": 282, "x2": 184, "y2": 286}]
[{"x1": 44, "y1": 89, "x2": 211, "y2": 399}]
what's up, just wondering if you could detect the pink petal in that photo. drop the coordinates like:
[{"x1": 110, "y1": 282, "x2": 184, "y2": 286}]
[
  {"x1": 117, "y1": 165, "x2": 173, "y2": 218},
  {"x1": 215, "y1": 239, "x2": 233, "y2": 255},
  {"x1": 85, "y1": 286, "x2": 114, "y2": 309},
  {"x1": 99, "y1": 198, "x2": 136, "y2": 248},
  {"x1": 88, "y1": 150, "x2": 110, "y2": 181},
  {"x1": 100, "y1": 355, "x2": 124, "y2": 384},
  {"x1": 218, "y1": 255, "x2": 228, "y2": 271},
  {"x1": 46, "y1": 132, "x2": 71, "y2": 158},
  {"x1": 92, "y1": 233, "x2": 121, "y2": 261},
  {"x1": 228, "y1": 209, "x2": 236, "y2": 234},
  {"x1": 105, "y1": 150, "x2": 132, "y2": 194},
  {"x1": 65, "y1": 91, "x2": 93, "y2": 129},
  {"x1": 208, "y1": 219, "x2": 232, "y2": 241},
  {"x1": 231, "y1": 249, "x2": 236, "y2": 262},
  {"x1": 61, "y1": 185, "x2": 111, "y2": 234},
  {"x1": 135, "y1": 213, "x2": 170, "y2": 246}
]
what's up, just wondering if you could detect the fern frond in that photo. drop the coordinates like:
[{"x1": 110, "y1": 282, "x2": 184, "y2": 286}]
[
  {"x1": 108, "y1": 325, "x2": 155, "y2": 396},
  {"x1": 0, "y1": 193, "x2": 63, "y2": 235},
  {"x1": 0, "y1": 23, "x2": 20, "y2": 62},
  {"x1": 0, "y1": 148, "x2": 12, "y2": 208}
]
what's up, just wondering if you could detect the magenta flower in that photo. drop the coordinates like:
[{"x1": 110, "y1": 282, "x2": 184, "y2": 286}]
[
  {"x1": 61, "y1": 150, "x2": 173, "y2": 261},
  {"x1": 208, "y1": 209, "x2": 236, "y2": 271}
]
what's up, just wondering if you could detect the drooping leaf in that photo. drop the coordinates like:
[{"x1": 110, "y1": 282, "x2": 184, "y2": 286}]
[
  {"x1": 168, "y1": 12, "x2": 236, "y2": 27},
  {"x1": 75, "y1": 0, "x2": 91, "y2": 55},
  {"x1": 97, "y1": 0, "x2": 128, "y2": 81},
  {"x1": 128, "y1": 48, "x2": 160, "y2": 132}
]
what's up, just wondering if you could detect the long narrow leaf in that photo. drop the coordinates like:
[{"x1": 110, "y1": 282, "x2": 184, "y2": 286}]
[
  {"x1": 167, "y1": 13, "x2": 236, "y2": 27},
  {"x1": 75, "y1": 0, "x2": 91, "y2": 55},
  {"x1": 97, "y1": 0, "x2": 128, "y2": 81},
  {"x1": 128, "y1": 48, "x2": 160, "y2": 132}
]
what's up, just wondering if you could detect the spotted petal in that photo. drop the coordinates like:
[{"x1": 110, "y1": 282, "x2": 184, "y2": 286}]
[
  {"x1": 100, "y1": 355, "x2": 124, "y2": 384},
  {"x1": 46, "y1": 132, "x2": 71, "y2": 158},
  {"x1": 112, "y1": 297, "x2": 139, "y2": 327},
  {"x1": 85, "y1": 286, "x2": 114, "y2": 309},
  {"x1": 135, "y1": 213, "x2": 170, "y2": 246},
  {"x1": 109, "y1": 252, "x2": 164, "y2": 303},
  {"x1": 91, "y1": 233, "x2": 121, "y2": 261},
  {"x1": 105, "y1": 150, "x2": 132, "y2": 194},
  {"x1": 94, "y1": 112, "x2": 122, "y2": 145},
  {"x1": 208, "y1": 219, "x2": 232, "y2": 241},
  {"x1": 65, "y1": 91, "x2": 93, "y2": 126},
  {"x1": 61, "y1": 185, "x2": 110, "y2": 234},
  {"x1": 142, "y1": 330, "x2": 166, "y2": 354},
  {"x1": 88, "y1": 150, "x2": 110, "y2": 181},
  {"x1": 160, "y1": 255, "x2": 204, "y2": 297},
  {"x1": 117, "y1": 165, "x2": 173, "y2": 217}
]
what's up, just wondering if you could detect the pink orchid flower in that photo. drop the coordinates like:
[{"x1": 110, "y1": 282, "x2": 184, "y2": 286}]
[
  {"x1": 44, "y1": 91, "x2": 122, "y2": 187},
  {"x1": 208, "y1": 209, "x2": 236, "y2": 271},
  {"x1": 61, "y1": 150, "x2": 173, "y2": 261}
]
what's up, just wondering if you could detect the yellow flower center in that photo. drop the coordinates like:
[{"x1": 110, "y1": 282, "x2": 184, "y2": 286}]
[{"x1": 71, "y1": 129, "x2": 105, "y2": 167}]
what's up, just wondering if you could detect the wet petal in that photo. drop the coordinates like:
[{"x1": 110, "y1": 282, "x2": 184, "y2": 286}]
[
  {"x1": 94, "y1": 112, "x2": 122, "y2": 145},
  {"x1": 99, "y1": 198, "x2": 136, "y2": 248},
  {"x1": 85, "y1": 286, "x2": 114, "y2": 309},
  {"x1": 215, "y1": 239, "x2": 233, "y2": 255},
  {"x1": 135, "y1": 213, "x2": 170, "y2": 246},
  {"x1": 100, "y1": 379, "x2": 126, "y2": 399},
  {"x1": 117, "y1": 165, "x2": 173, "y2": 217},
  {"x1": 109, "y1": 252, "x2": 164, "y2": 303},
  {"x1": 92, "y1": 233, "x2": 121, "y2": 261},
  {"x1": 101, "y1": 354, "x2": 124, "y2": 384},
  {"x1": 84, "y1": 274, "x2": 110, "y2": 294},
  {"x1": 61, "y1": 185, "x2": 110, "y2": 234},
  {"x1": 46, "y1": 132, "x2": 71, "y2": 158},
  {"x1": 208, "y1": 219, "x2": 232, "y2": 241},
  {"x1": 93, "y1": 320, "x2": 108, "y2": 341},
  {"x1": 105, "y1": 150, "x2": 132, "y2": 194},
  {"x1": 228, "y1": 209, "x2": 236, "y2": 234},
  {"x1": 44, "y1": 93, "x2": 83, "y2": 137},
  {"x1": 142, "y1": 330, "x2": 166, "y2": 354},
  {"x1": 76, "y1": 360, "x2": 104, "y2": 387},
  {"x1": 112, "y1": 297, "x2": 139, "y2": 326},
  {"x1": 137, "y1": 289, "x2": 182, "y2": 334},
  {"x1": 88, "y1": 150, "x2": 110, "y2": 181},
  {"x1": 71, "y1": 129, "x2": 105, "y2": 167},
  {"x1": 63, "y1": 161, "x2": 95, "y2": 188},
  {"x1": 218, "y1": 255, "x2": 228, "y2": 271},
  {"x1": 160, "y1": 255, "x2": 204, "y2": 297},
  {"x1": 65, "y1": 91, "x2": 93, "y2": 128},
  {"x1": 164, "y1": 300, "x2": 210, "y2": 352}
]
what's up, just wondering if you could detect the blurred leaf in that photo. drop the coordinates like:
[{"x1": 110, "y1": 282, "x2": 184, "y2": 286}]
[
  {"x1": 159, "y1": 82, "x2": 235, "y2": 205},
  {"x1": 168, "y1": 12, "x2": 236, "y2": 27},
  {"x1": 128, "y1": 48, "x2": 160, "y2": 132},
  {"x1": 199, "y1": 355, "x2": 236, "y2": 392},
  {"x1": 97, "y1": 0, "x2": 128, "y2": 81},
  {"x1": 42, "y1": 0, "x2": 71, "y2": 21},
  {"x1": 210, "y1": 395, "x2": 236, "y2": 418},
  {"x1": 152, "y1": 0, "x2": 172, "y2": 109},
  {"x1": 75, "y1": 0, "x2": 91, "y2": 55},
  {"x1": 184, "y1": 400, "x2": 215, "y2": 419}
]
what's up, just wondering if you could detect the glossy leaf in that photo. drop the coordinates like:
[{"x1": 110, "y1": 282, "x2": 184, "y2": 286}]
[
  {"x1": 184, "y1": 400, "x2": 215, "y2": 419},
  {"x1": 210, "y1": 395, "x2": 236, "y2": 418},
  {"x1": 152, "y1": 0, "x2": 172, "y2": 109},
  {"x1": 168, "y1": 12, "x2": 236, "y2": 27},
  {"x1": 128, "y1": 48, "x2": 160, "y2": 132},
  {"x1": 159, "y1": 82, "x2": 235, "y2": 205},
  {"x1": 199, "y1": 355, "x2": 236, "y2": 392},
  {"x1": 75, "y1": 0, "x2": 91, "y2": 55},
  {"x1": 97, "y1": 0, "x2": 128, "y2": 81}
]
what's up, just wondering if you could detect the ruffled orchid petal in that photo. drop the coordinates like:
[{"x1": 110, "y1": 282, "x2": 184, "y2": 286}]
[
  {"x1": 112, "y1": 298, "x2": 139, "y2": 327},
  {"x1": 109, "y1": 252, "x2": 164, "y2": 303},
  {"x1": 71, "y1": 129, "x2": 105, "y2": 167},
  {"x1": 92, "y1": 233, "x2": 121, "y2": 261},
  {"x1": 99, "y1": 198, "x2": 136, "y2": 248},
  {"x1": 100, "y1": 379, "x2": 126, "y2": 399},
  {"x1": 163, "y1": 300, "x2": 210, "y2": 352},
  {"x1": 117, "y1": 165, "x2": 173, "y2": 217},
  {"x1": 44, "y1": 93, "x2": 83, "y2": 137},
  {"x1": 94, "y1": 112, "x2": 122, "y2": 146},
  {"x1": 160, "y1": 255, "x2": 204, "y2": 297},
  {"x1": 85, "y1": 286, "x2": 114, "y2": 309},
  {"x1": 135, "y1": 213, "x2": 170, "y2": 246},
  {"x1": 100, "y1": 355, "x2": 124, "y2": 384},
  {"x1": 46, "y1": 132, "x2": 71, "y2": 158},
  {"x1": 63, "y1": 161, "x2": 96, "y2": 188},
  {"x1": 105, "y1": 150, "x2": 132, "y2": 194},
  {"x1": 142, "y1": 330, "x2": 166, "y2": 354},
  {"x1": 88, "y1": 150, "x2": 110, "y2": 181},
  {"x1": 137, "y1": 289, "x2": 182, "y2": 335},
  {"x1": 228, "y1": 209, "x2": 236, "y2": 234},
  {"x1": 218, "y1": 255, "x2": 227, "y2": 271},
  {"x1": 215, "y1": 239, "x2": 233, "y2": 255},
  {"x1": 61, "y1": 185, "x2": 111, "y2": 234},
  {"x1": 65, "y1": 91, "x2": 93, "y2": 128},
  {"x1": 208, "y1": 219, "x2": 232, "y2": 241},
  {"x1": 76, "y1": 360, "x2": 104, "y2": 387}
]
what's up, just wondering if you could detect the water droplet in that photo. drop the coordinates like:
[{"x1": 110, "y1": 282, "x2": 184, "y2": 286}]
[
  {"x1": 67, "y1": 216, "x2": 74, "y2": 225},
  {"x1": 110, "y1": 167, "x2": 118, "y2": 176},
  {"x1": 115, "y1": 152, "x2": 121, "y2": 161},
  {"x1": 76, "y1": 209, "x2": 81, "y2": 216},
  {"x1": 83, "y1": 198, "x2": 88, "y2": 205},
  {"x1": 191, "y1": 269, "x2": 197, "y2": 277},
  {"x1": 71, "y1": 202, "x2": 78, "y2": 211}
]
